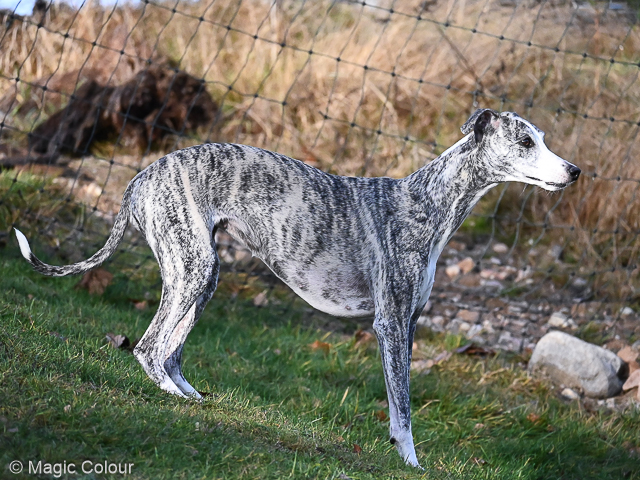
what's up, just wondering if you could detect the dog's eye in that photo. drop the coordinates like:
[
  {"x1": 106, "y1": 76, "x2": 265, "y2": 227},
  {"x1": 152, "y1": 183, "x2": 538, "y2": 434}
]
[{"x1": 519, "y1": 137, "x2": 533, "y2": 148}]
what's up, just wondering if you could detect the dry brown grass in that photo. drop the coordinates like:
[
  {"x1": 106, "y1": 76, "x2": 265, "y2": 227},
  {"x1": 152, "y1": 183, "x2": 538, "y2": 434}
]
[{"x1": 1, "y1": 0, "x2": 638, "y2": 298}]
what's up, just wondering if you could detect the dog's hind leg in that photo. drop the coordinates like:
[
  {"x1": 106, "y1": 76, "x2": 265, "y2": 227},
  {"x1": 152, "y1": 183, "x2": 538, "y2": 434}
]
[
  {"x1": 133, "y1": 223, "x2": 217, "y2": 398},
  {"x1": 163, "y1": 257, "x2": 220, "y2": 398}
]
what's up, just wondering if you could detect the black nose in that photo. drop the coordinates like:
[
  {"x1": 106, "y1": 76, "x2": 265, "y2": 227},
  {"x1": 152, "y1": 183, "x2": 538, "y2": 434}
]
[{"x1": 568, "y1": 165, "x2": 581, "y2": 182}]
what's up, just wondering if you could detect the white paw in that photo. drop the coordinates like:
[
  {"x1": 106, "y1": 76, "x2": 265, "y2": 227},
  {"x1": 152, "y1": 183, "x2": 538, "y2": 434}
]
[{"x1": 391, "y1": 429, "x2": 421, "y2": 468}]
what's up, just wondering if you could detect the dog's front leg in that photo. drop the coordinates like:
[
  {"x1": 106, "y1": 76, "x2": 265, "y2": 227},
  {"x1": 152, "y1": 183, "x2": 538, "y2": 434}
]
[{"x1": 373, "y1": 308, "x2": 421, "y2": 468}]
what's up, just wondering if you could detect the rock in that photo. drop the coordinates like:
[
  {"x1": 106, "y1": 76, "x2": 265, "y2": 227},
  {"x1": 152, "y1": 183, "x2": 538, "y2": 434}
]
[
  {"x1": 547, "y1": 312, "x2": 577, "y2": 330},
  {"x1": 497, "y1": 331, "x2": 522, "y2": 352},
  {"x1": 515, "y1": 269, "x2": 532, "y2": 283},
  {"x1": 617, "y1": 346, "x2": 639, "y2": 364},
  {"x1": 445, "y1": 264, "x2": 461, "y2": 279},
  {"x1": 465, "y1": 324, "x2": 484, "y2": 340},
  {"x1": 457, "y1": 309, "x2": 480, "y2": 323},
  {"x1": 571, "y1": 277, "x2": 588, "y2": 289},
  {"x1": 623, "y1": 370, "x2": 640, "y2": 391},
  {"x1": 496, "y1": 267, "x2": 516, "y2": 281},
  {"x1": 234, "y1": 248, "x2": 252, "y2": 263},
  {"x1": 547, "y1": 312, "x2": 568, "y2": 327},
  {"x1": 482, "y1": 319, "x2": 496, "y2": 334},
  {"x1": 253, "y1": 290, "x2": 269, "y2": 307},
  {"x1": 411, "y1": 359, "x2": 432, "y2": 374},
  {"x1": 480, "y1": 269, "x2": 495, "y2": 279},
  {"x1": 618, "y1": 346, "x2": 640, "y2": 373},
  {"x1": 620, "y1": 306, "x2": 634, "y2": 318},
  {"x1": 416, "y1": 315, "x2": 429, "y2": 328},
  {"x1": 529, "y1": 331, "x2": 627, "y2": 398},
  {"x1": 448, "y1": 240, "x2": 466, "y2": 251},
  {"x1": 486, "y1": 298, "x2": 507, "y2": 310},
  {"x1": 417, "y1": 315, "x2": 445, "y2": 333},
  {"x1": 492, "y1": 242, "x2": 509, "y2": 254},
  {"x1": 561, "y1": 387, "x2": 580, "y2": 401},
  {"x1": 458, "y1": 274, "x2": 481, "y2": 287},
  {"x1": 482, "y1": 280, "x2": 503, "y2": 290},
  {"x1": 446, "y1": 319, "x2": 471, "y2": 335},
  {"x1": 458, "y1": 257, "x2": 475, "y2": 274}
]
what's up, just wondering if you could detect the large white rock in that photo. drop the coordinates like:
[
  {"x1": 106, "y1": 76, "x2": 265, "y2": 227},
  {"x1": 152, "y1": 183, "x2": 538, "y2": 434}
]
[{"x1": 529, "y1": 331, "x2": 627, "y2": 398}]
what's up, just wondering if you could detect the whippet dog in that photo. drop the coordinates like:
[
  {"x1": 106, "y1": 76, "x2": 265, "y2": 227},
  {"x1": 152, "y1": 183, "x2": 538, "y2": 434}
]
[{"x1": 15, "y1": 109, "x2": 580, "y2": 467}]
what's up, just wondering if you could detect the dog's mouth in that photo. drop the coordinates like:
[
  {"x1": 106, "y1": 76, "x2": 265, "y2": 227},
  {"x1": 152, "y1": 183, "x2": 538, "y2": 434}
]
[{"x1": 525, "y1": 176, "x2": 573, "y2": 191}]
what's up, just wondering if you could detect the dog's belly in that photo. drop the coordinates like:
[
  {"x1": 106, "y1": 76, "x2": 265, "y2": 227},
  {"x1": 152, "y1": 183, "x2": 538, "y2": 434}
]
[
  {"x1": 288, "y1": 280, "x2": 375, "y2": 318},
  {"x1": 271, "y1": 261, "x2": 375, "y2": 318}
]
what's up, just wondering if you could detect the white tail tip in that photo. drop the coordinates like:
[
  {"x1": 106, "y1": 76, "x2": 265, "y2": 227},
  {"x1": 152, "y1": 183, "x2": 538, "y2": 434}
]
[{"x1": 14, "y1": 228, "x2": 32, "y2": 260}]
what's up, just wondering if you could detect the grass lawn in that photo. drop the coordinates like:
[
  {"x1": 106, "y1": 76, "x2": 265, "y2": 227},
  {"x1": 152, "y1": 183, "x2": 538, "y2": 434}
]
[{"x1": 1, "y1": 247, "x2": 639, "y2": 479}]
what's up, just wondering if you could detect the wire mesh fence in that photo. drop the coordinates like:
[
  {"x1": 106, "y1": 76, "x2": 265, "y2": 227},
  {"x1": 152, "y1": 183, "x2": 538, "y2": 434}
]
[{"x1": 0, "y1": 0, "x2": 638, "y2": 334}]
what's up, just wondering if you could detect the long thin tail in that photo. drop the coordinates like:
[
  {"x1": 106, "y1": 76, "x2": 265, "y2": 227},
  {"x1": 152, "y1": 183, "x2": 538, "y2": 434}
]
[{"x1": 15, "y1": 182, "x2": 135, "y2": 277}]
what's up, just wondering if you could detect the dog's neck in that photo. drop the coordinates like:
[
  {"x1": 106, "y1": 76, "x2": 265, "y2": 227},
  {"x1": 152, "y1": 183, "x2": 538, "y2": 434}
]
[{"x1": 405, "y1": 135, "x2": 497, "y2": 245}]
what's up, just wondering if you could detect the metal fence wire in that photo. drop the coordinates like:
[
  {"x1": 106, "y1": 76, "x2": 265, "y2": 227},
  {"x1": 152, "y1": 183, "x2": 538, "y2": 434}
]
[{"x1": 0, "y1": 0, "x2": 638, "y2": 335}]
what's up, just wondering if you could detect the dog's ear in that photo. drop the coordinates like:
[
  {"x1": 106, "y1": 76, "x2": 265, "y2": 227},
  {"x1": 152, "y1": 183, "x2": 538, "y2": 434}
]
[{"x1": 460, "y1": 108, "x2": 499, "y2": 144}]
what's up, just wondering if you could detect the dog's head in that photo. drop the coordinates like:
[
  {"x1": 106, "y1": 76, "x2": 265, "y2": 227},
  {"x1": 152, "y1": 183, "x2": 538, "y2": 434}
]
[{"x1": 461, "y1": 109, "x2": 580, "y2": 191}]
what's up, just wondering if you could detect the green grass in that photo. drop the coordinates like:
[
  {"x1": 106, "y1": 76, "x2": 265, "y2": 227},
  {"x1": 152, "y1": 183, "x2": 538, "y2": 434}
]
[{"x1": 1, "y1": 249, "x2": 639, "y2": 479}]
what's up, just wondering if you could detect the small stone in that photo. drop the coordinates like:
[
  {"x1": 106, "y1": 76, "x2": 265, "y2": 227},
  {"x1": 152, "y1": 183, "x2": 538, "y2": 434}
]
[
  {"x1": 617, "y1": 346, "x2": 639, "y2": 364},
  {"x1": 417, "y1": 315, "x2": 446, "y2": 333},
  {"x1": 234, "y1": 249, "x2": 252, "y2": 263},
  {"x1": 480, "y1": 269, "x2": 494, "y2": 279},
  {"x1": 620, "y1": 307, "x2": 634, "y2": 318},
  {"x1": 457, "y1": 309, "x2": 480, "y2": 323},
  {"x1": 561, "y1": 388, "x2": 580, "y2": 400},
  {"x1": 492, "y1": 242, "x2": 509, "y2": 254},
  {"x1": 623, "y1": 370, "x2": 640, "y2": 391},
  {"x1": 529, "y1": 331, "x2": 627, "y2": 398},
  {"x1": 548, "y1": 312, "x2": 568, "y2": 327},
  {"x1": 431, "y1": 316, "x2": 445, "y2": 328},
  {"x1": 416, "y1": 315, "x2": 430, "y2": 328},
  {"x1": 497, "y1": 331, "x2": 522, "y2": 352},
  {"x1": 253, "y1": 290, "x2": 269, "y2": 307},
  {"x1": 466, "y1": 324, "x2": 484, "y2": 340},
  {"x1": 547, "y1": 312, "x2": 576, "y2": 329},
  {"x1": 486, "y1": 298, "x2": 506, "y2": 310},
  {"x1": 458, "y1": 257, "x2": 475, "y2": 274},
  {"x1": 411, "y1": 359, "x2": 432, "y2": 374},
  {"x1": 448, "y1": 240, "x2": 466, "y2": 251},
  {"x1": 496, "y1": 268, "x2": 516, "y2": 281},
  {"x1": 482, "y1": 319, "x2": 496, "y2": 334},
  {"x1": 571, "y1": 303, "x2": 587, "y2": 318},
  {"x1": 219, "y1": 248, "x2": 234, "y2": 263},
  {"x1": 445, "y1": 264, "x2": 461, "y2": 279},
  {"x1": 458, "y1": 274, "x2": 481, "y2": 287},
  {"x1": 571, "y1": 277, "x2": 588, "y2": 289},
  {"x1": 482, "y1": 280, "x2": 503, "y2": 290},
  {"x1": 507, "y1": 305, "x2": 524, "y2": 315},
  {"x1": 446, "y1": 319, "x2": 471, "y2": 335},
  {"x1": 515, "y1": 268, "x2": 532, "y2": 283}
]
